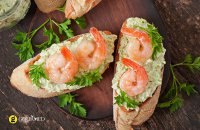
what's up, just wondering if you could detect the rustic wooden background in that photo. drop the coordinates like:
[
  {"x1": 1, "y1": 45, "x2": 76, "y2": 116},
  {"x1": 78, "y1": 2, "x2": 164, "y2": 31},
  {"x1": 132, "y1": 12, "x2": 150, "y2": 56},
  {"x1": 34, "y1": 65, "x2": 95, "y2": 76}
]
[{"x1": 0, "y1": 0, "x2": 200, "y2": 130}]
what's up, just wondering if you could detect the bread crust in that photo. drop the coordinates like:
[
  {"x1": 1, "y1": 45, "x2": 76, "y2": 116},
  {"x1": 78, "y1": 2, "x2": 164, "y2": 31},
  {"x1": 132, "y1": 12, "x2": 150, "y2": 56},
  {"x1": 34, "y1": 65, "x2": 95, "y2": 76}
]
[
  {"x1": 113, "y1": 20, "x2": 162, "y2": 129},
  {"x1": 10, "y1": 31, "x2": 112, "y2": 98},
  {"x1": 65, "y1": 0, "x2": 102, "y2": 19},
  {"x1": 10, "y1": 56, "x2": 72, "y2": 98},
  {"x1": 114, "y1": 87, "x2": 161, "y2": 130},
  {"x1": 34, "y1": 0, "x2": 66, "y2": 13}
]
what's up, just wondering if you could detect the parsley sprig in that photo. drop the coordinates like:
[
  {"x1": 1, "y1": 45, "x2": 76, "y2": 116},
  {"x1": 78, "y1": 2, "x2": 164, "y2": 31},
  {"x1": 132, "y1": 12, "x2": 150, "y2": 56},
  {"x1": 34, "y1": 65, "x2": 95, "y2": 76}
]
[
  {"x1": 172, "y1": 54, "x2": 200, "y2": 72},
  {"x1": 115, "y1": 90, "x2": 140, "y2": 109},
  {"x1": 29, "y1": 64, "x2": 48, "y2": 87},
  {"x1": 52, "y1": 19, "x2": 74, "y2": 39},
  {"x1": 13, "y1": 16, "x2": 87, "y2": 61},
  {"x1": 35, "y1": 19, "x2": 60, "y2": 50},
  {"x1": 13, "y1": 20, "x2": 49, "y2": 61},
  {"x1": 35, "y1": 19, "x2": 74, "y2": 50},
  {"x1": 158, "y1": 54, "x2": 199, "y2": 112},
  {"x1": 66, "y1": 69, "x2": 102, "y2": 86},
  {"x1": 58, "y1": 93, "x2": 86, "y2": 118}
]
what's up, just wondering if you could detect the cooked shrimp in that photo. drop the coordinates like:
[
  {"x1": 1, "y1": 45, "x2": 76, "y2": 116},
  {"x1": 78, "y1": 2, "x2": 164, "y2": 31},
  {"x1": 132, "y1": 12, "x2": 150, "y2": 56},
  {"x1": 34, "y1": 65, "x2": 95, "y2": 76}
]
[
  {"x1": 75, "y1": 27, "x2": 107, "y2": 70},
  {"x1": 119, "y1": 58, "x2": 148, "y2": 97},
  {"x1": 121, "y1": 27, "x2": 153, "y2": 63},
  {"x1": 45, "y1": 47, "x2": 78, "y2": 84}
]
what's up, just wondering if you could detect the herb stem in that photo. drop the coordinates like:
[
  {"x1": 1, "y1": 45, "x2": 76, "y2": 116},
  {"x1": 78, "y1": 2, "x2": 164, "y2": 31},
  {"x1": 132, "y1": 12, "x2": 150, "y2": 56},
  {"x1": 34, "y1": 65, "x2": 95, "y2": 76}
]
[
  {"x1": 170, "y1": 64, "x2": 181, "y2": 96},
  {"x1": 49, "y1": 19, "x2": 53, "y2": 29},
  {"x1": 170, "y1": 64, "x2": 176, "y2": 79},
  {"x1": 172, "y1": 63, "x2": 199, "y2": 67},
  {"x1": 52, "y1": 20, "x2": 59, "y2": 27},
  {"x1": 158, "y1": 54, "x2": 199, "y2": 112},
  {"x1": 171, "y1": 63, "x2": 184, "y2": 67},
  {"x1": 30, "y1": 19, "x2": 50, "y2": 39}
]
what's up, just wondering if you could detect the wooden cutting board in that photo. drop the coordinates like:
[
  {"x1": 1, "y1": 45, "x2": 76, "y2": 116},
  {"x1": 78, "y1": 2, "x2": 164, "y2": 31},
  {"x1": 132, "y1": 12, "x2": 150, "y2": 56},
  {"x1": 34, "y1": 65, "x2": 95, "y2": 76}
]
[{"x1": 27, "y1": 0, "x2": 170, "y2": 120}]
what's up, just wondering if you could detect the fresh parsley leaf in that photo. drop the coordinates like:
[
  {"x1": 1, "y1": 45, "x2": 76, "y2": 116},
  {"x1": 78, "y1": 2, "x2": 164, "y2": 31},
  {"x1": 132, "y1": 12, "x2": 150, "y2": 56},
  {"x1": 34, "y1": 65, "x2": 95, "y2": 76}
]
[
  {"x1": 158, "y1": 96, "x2": 183, "y2": 112},
  {"x1": 74, "y1": 16, "x2": 87, "y2": 29},
  {"x1": 180, "y1": 83, "x2": 198, "y2": 96},
  {"x1": 169, "y1": 96, "x2": 183, "y2": 112},
  {"x1": 115, "y1": 90, "x2": 140, "y2": 109},
  {"x1": 14, "y1": 31, "x2": 27, "y2": 42},
  {"x1": 12, "y1": 20, "x2": 49, "y2": 61},
  {"x1": 174, "y1": 54, "x2": 200, "y2": 73},
  {"x1": 66, "y1": 69, "x2": 102, "y2": 86},
  {"x1": 29, "y1": 64, "x2": 48, "y2": 87},
  {"x1": 35, "y1": 27, "x2": 60, "y2": 50},
  {"x1": 69, "y1": 102, "x2": 86, "y2": 118},
  {"x1": 157, "y1": 100, "x2": 171, "y2": 108},
  {"x1": 133, "y1": 23, "x2": 163, "y2": 60},
  {"x1": 183, "y1": 54, "x2": 193, "y2": 63},
  {"x1": 164, "y1": 86, "x2": 176, "y2": 99},
  {"x1": 58, "y1": 94, "x2": 87, "y2": 118},
  {"x1": 58, "y1": 94, "x2": 74, "y2": 108},
  {"x1": 13, "y1": 39, "x2": 34, "y2": 61},
  {"x1": 188, "y1": 56, "x2": 200, "y2": 72},
  {"x1": 147, "y1": 24, "x2": 163, "y2": 60},
  {"x1": 54, "y1": 19, "x2": 74, "y2": 39}
]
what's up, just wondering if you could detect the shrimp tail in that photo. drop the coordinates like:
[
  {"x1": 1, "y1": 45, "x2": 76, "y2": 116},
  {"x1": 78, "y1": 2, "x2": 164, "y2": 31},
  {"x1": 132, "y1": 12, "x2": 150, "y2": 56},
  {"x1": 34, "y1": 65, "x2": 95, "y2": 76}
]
[
  {"x1": 90, "y1": 27, "x2": 106, "y2": 57},
  {"x1": 121, "y1": 27, "x2": 151, "y2": 43},
  {"x1": 61, "y1": 47, "x2": 74, "y2": 61},
  {"x1": 122, "y1": 58, "x2": 141, "y2": 70}
]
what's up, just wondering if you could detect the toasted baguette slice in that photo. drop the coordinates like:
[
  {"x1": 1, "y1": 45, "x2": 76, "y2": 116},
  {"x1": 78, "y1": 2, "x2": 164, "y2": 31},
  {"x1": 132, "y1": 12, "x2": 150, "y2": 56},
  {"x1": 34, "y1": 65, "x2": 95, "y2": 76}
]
[
  {"x1": 10, "y1": 56, "x2": 72, "y2": 98},
  {"x1": 65, "y1": 0, "x2": 101, "y2": 19},
  {"x1": 113, "y1": 18, "x2": 165, "y2": 129},
  {"x1": 114, "y1": 87, "x2": 161, "y2": 130},
  {"x1": 11, "y1": 30, "x2": 117, "y2": 98}
]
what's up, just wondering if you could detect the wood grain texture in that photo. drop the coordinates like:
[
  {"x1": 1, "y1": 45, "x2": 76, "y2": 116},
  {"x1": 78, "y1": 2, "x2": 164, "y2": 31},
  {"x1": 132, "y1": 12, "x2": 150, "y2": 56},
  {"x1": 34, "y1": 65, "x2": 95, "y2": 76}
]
[{"x1": 0, "y1": 0, "x2": 199, "y2": 130}]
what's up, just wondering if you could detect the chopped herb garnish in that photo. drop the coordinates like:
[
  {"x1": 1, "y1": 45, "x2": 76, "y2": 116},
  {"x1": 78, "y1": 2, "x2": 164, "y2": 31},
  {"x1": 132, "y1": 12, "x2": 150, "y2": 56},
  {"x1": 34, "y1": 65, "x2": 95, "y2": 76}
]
[
  {"x1": 115, "y1": 90, "x2": 140, "y2": 109},
  {"x1": 66, "y1": 69, "x2": 102, "y2": 86},
  {"x1": 29, "y1": 64, "x2": 48, "y2": 87}
]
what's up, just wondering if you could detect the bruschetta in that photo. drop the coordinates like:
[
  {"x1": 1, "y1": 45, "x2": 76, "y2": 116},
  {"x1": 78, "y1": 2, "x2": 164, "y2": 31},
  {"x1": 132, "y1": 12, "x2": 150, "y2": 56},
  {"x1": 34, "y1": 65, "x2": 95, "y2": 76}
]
[
  {"x1": 112, "y1": 17, "x2": 166, "y2": 129},
  {"x1": 11, "y1": 27, "x2": 117, "y2": 98},
  {"x1": 65, "y1": 0, "x2": 102, "y2": 19}
]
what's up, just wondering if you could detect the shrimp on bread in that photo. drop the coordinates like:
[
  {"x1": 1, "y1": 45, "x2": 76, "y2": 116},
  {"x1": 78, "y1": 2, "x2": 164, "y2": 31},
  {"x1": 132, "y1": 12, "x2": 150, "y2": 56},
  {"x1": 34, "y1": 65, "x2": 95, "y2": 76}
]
[
  {"x1": 112, "y1": 17, "x2": 166, "y2": 129},
  {"x1": 10, "y1": 27, "x2": 117, "y2": 98}
]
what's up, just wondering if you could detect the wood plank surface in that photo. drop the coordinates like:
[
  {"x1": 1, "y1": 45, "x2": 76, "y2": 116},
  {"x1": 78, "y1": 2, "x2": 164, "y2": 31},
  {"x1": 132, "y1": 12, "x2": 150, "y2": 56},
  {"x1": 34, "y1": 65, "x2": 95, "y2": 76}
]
[{"x1": 0, "y1": 0, "x2": 199, "y2": 129}]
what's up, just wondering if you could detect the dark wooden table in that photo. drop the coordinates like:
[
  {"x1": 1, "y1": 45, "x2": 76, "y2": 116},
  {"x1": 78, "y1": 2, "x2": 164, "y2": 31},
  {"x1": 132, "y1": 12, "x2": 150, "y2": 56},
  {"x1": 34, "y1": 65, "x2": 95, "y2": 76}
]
[{"x1": 0, "y1": 0, "x2": 200, "y2": 130}]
